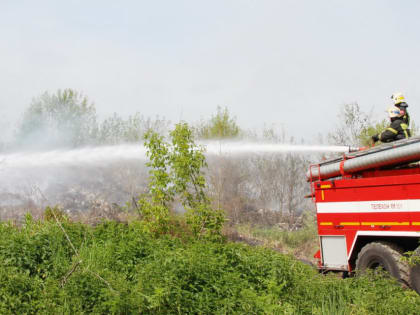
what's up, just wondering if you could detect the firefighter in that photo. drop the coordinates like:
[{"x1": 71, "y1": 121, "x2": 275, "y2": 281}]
[
  {"x1": 391, "y1": 92, "x2": 410, "y2": 126},
  {"x1": 371, "y1": 106, "x2": 410, "y2": 143}
]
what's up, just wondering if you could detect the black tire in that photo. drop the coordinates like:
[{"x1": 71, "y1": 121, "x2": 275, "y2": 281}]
[
  {"x1": 409, "y1": 247, "x2": 420, "y2": 294},
  {"x1": 355, "y1": 242, "x2": 409, "y2": 285}
]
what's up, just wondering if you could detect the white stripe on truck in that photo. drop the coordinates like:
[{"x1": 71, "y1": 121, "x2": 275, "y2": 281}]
[{"x1": 316, "y1": 199, "x2": 420, "y2": 213}]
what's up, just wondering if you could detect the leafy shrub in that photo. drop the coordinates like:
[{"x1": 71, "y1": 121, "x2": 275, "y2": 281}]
[
  {"x1": 137, "y1": 123, "x2": 225, "y2": 239},
  {"x1": 0, "y1": 266, "x2": 46, "y2": 314}
]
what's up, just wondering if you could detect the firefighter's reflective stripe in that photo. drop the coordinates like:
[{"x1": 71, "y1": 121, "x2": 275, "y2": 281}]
[
  {"x1": 401, "y1": 123, "x2": 409, "y2": 138},
  {"x1": 316, "y1": 199, "x2": 420, "y2": 213},
  {"x1": 386, "y1": 127, "x2": 398, "y2": 134},
  {"x1": 379, "y1": 127, "x2": 398, "y2": 141}
]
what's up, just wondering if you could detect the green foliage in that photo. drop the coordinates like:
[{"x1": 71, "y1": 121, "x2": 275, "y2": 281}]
[
  {"x1": 137, "y1": 129, "x2": 173, "y2": 234},
  {"x1": 144, "y1": 130, "x2": 173, "y2": 207},
  {"x1": 43, "y1": 206, "x2": 67, "y2": 222},
  {"x1": 403, "y1": 245, "x2": 420, "y2": 267},
  {"x1": 196, "y1": 106, "x2": 240, "y2": 139},
  {"x1": 16, "y1": 89, "x2": 97, "y2": 148},
  {"x1": 169, "y1": 123, "x2": 225, "y2": 239},
  {"x1": 358, "y1": 119, "x2": 388, "y2": 146},
  {"x1": 169, "y1": 123, "x2": 208, "y2": 207},
  {"x1": 0, "y1": 219, "x2": 419, "y2": 314},
  {"x1": 185, "y1": 202, "x2": 225, "y2": 240},
  {"x1": 138, "y1": 123, "x2": 225, "y2": 239}
]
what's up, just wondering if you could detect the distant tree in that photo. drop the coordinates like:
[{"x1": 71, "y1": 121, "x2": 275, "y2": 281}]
[
  {"x1": 98, "y1": 113, "x2": 169, "y2": 145},
  {"x1": 328, "y1": 103, "x2": 373, "y2": 146},
  {"x1": 16, "y1": 89, "x2": 98, "y2": 148},
  {"x1": 327, "y1": 103, "x2": 389, "y2": 147},
  {"x1": 196, "y1": 106, "x2": 240, "y2": 139},
  {"x1": 97, "y1": 113, "x2": 126, "y2": 145}
]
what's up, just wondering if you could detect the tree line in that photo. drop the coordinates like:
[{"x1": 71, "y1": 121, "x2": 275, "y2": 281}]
[
  {"x1": 4, "y1": 89, "x2": 242, "y2": 150},
  {"x1": 2, "y1": 88, "x2": 397, "y2": 150},
  {"x1": 0, "y1": 89, "x2": 400, "y2": 227}
]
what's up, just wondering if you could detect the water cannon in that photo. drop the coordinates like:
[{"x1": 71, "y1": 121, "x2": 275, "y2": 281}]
[
  {"x1": 348, "y1": 146, "x2": 361, "y2": 153},
  {"x1": 308, "y1": 137, "x2": 420, "y2": 181}
]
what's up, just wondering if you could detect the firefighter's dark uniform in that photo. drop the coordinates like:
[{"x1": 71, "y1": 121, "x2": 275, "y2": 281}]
[
  {"x1": 396, "y1": 102, "x2": 410, "y2": 126},
  {"x1": 373, "y1": 117, "x2": 410, "y2": 143}
]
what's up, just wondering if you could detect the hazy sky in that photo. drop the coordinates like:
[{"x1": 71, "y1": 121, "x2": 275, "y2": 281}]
[{"x1": 1, "y1": 1, "x2": 420, "y2": 141}]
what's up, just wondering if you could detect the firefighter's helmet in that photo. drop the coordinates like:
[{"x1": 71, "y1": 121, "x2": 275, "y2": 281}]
[
  {"x1": 387, "y1": 106, "x2": 403, "y2": 118},
  {"x1": 391, "y1": 92, "x2": 405, "y2": 105}
]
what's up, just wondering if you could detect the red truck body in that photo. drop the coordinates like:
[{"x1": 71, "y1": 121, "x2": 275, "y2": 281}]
[{"x1": 311, "y1": 167, "x2": 420, "y2": 272}]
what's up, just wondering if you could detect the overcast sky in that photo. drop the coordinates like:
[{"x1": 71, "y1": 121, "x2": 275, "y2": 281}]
[{"x1": 1, "y1": 0, "x2": 420, "y2": 141}]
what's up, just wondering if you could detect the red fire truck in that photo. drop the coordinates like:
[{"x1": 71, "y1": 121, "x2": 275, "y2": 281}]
[{"x1": 308, "y1": 137, "x2": 420, "y2": 293}]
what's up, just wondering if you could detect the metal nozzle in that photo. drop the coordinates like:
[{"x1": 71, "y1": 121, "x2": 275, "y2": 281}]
[{"x1": 348, "y1": 146, "x2": 360, "y2": 153}]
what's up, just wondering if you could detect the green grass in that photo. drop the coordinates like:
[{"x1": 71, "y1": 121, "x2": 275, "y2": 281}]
[
  {"x1": 0, "y1": 216, "x2": 419, "y2": 314},
  {"x1": 238, "y1": 224, "x2": 317, "y2": 247},
  {"x1": 235, "y1": 214, "x2": 319, "y2": 261}
]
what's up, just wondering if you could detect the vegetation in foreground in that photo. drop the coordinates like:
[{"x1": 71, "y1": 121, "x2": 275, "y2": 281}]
[
  {"x1": 1, "y1": 109, "x2": 419, "y2": 314},
  {"x1": 0, "y1": 216, "x2": 419, "y2": 314}
]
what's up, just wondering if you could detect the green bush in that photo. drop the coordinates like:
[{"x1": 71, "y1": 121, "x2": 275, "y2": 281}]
[
  {"x1": 0, "y1": 219, "x2": 419, "y2": 314},
  {"x1": 138, "y1": 123, "x2": 225, "y2": 239}
]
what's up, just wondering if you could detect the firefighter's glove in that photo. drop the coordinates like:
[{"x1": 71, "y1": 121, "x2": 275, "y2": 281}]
[{"x1": 371, "y1": 134, "x2": 379, "y2": 142}]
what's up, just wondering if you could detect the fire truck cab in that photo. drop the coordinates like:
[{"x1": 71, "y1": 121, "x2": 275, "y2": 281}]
[{"x1": 309, "y1": 138, "x2": 420, "y2": 293}]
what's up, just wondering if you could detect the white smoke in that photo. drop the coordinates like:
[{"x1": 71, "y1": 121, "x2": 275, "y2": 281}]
[{"x1": 0, "y1": 141, "x2": 346, "y2": 218}]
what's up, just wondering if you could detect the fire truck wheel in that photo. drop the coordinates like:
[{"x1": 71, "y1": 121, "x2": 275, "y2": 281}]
[
  {"x1": 409, "y1": 247, "x2": 420, "y2": 294},
  {"x1": 355, "y1": 242, "x2": 409, "y2": 285}
]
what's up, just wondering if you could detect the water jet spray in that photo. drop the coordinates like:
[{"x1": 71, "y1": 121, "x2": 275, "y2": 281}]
[{"x1": 0, "y1": 142, "x2": 358, "y2": 170}]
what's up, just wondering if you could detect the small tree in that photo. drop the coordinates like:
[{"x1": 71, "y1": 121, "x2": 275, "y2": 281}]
[
  {"x1": 137, "y1": 130, "x2": 173, "y2": 234},
  {"x1": 196, "y1": 106, "x2": 240, "y2": 139},
  {"x1": 169, "y1": 124, "x2": 208, "y2": 207},
  {"x1": 138, "y1": 123, "x2": 225, "y2": 239}
]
